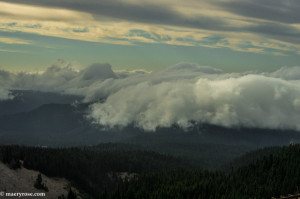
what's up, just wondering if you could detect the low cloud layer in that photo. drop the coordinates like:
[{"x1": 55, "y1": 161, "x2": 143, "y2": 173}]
[
  {"x1": 89, "y1": 69, "x2": 300, "y2": 131},
  {"x1": 2, "y1": 61, "x2": 300, "y2": 131}
]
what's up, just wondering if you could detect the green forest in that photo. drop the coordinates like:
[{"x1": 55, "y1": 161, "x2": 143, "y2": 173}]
[{"x1": 1, "y1": 144, "x2": 300, "y2": 199}]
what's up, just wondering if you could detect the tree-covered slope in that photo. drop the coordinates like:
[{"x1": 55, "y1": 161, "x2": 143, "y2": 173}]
[
  {"x1": 105, "y1": 144, "x2": 300, "y2": 199},
  {"x1": 0, "y1": 144, "x2": 195, "y2": 198},
  {"x1": 1, "y1": 143, "x2": 300, "y2": 199}
]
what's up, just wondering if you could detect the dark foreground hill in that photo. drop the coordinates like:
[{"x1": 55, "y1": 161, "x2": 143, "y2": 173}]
[
  {"x1": 1, "y1": 144, "x2": 300, "y2": 199},
  {"x1": 0, "y1": 144, "x2": 195, "y2": 198}
]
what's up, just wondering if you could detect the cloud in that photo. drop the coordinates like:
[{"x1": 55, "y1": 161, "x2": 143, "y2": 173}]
[
  {"x1": 72, "y1": 27, "x2": 89, "y2": 33},
  {"x1": 2, "y1": 61, "x2": 300, "y2": 131},
  {"x1": 164, "y1": 62, "x2": 222, "y2": 74},
  {"x1": 270, "y1": 66, "x2": 300, "y2": 80},
  {"x1": 81, "y1": 63, "x2": 116, "y2": 81},
  {"x1": 218, "y1": 0, "x2": 300, "y2": 24},
  {"x1": 246, "y1": 22, "x2": 300, "y2": 44},
  {"x1": 0, "y1": 0, "x2": 229, "y2": 31},
  {"x1": 11, "y1": 61, "x2": 118, "y2": 95},
  {"x1": 0, "y1": 70, "x2": 13, "y2": 101},
  {"x1": 2, "y1": 0, "x2": 300, "y2": 49},
  {"x1": 0, "y1": 49, "x2": 27, "y2": 53},
  {"x1": 0, "y1": 37, "x2": 31, "y2": 44},
  {"x1": 0, "y1": 88, "x2": 12, "y2": 101},
  {"x1": 89, "y1": 70, "x2": 300, "y2": 131},
  {"x1": 1, "y1": 1, "x2": 300, "y2": 55},
  {"x1": 0, "y1": 1, "x2": 93, "y2": 21}
]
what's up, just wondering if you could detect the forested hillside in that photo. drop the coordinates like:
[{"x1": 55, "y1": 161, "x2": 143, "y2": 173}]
[
  {"x1": 1, "y1": 144, "x2": 300, "y2": 199},
  {"x1": 105, "y1": 144, "x2": 300, "y2": 199},
  {"x1": 0, "y1": 144, "x2": 195, "y2": 198}
]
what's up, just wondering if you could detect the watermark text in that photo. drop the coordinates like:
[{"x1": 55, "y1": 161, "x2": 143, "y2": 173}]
[{"x1": 0, "y1": 191, "x2": 45, "y2": 197}]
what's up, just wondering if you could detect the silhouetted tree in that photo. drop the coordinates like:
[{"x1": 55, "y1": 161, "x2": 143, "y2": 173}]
[
  {"x1": 67, "y1": 188, "x2": 77, "y2": 199},
  {"x1": 34, "y1": 173, "x2": 48, "y2": 192}
]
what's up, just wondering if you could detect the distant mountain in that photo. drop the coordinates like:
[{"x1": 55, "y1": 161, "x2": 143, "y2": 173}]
[
  {"x1": 125, "y1": 125, "x2": 300, "y2": 168},
  {"x1": 1, "y1": 90, "x2": 300, "y2": 169},
  {"x1": 2, "y1": 101, "x2": 298, "y2": 147},
  {"x1": 0, "y1": 90, "x2": 82, "y2": 116},
  {"x1": 0, "y1": 103, "x2": 131, "y2": 146},
  {"x1": 1, "y1": 100, "x2": 300, "y2": 168}
]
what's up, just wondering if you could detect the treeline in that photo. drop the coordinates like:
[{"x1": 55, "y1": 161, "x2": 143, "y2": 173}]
[
  {"x1": 0, "y1": 144, "x2": 194, "y2": 198},
  {"x1": 103, "y1": 144, "x2": 300, "y2": 199}
]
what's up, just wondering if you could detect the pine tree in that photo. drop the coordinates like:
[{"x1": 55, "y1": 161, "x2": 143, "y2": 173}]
[
  {"x1": 34, "y1": 173, "x2": 49, "y2": 192},
  {"x1": 67, "y1": 188, "x2": 77, "y2": 199},
  {"x1": 34, "y1": 173, "x2": 43, "y2": 189},
  {"x1": 58, "y1": 194, "x2": 66, "y2": 199}
]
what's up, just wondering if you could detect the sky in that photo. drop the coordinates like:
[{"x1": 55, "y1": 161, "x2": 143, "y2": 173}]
[
  {"x1": 1, "y1": 0, "x2": 300, "y2": 131},
  {"x1": 0, "y1": 0, "x2": 299, "y2": 72}
]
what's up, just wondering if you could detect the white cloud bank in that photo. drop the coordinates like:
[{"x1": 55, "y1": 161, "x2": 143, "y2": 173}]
[
  {"x1": 89, "y1": 73, "x2": 300, "y2": 131},
  {"x1": 1, "y1": 61, "x2": 300, "y2": 131}
]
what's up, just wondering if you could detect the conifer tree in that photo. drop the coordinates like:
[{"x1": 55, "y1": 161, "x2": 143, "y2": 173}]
[
  {"x1": 67, "y1": 188, "x2": 77, "y2": 199},
  {"x1": 34, "y1": 173, "x2": 49, "y2": 192}
]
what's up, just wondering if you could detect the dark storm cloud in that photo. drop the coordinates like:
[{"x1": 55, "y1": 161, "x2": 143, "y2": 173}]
[
  {"x1": 218, "y1": 0, "x2": 300, "y2": 24},
  {"x1": 246, "y1": 22, "x2": 300, "y2": 44}
]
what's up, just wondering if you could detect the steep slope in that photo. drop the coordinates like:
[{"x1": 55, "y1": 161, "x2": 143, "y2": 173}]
[{"x1": 0, "y1": 161, "x2": 71, "y2": 199}]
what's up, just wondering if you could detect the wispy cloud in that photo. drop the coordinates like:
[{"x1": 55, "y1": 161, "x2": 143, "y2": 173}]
[
  {"x1": 0, "y1": 48, "x2": 27, "y2": 53},
  {"x1": 0, "y1": 1, "x2": 93, "y2": 21},
  {"x1": 218, "y1": 0, "x2": 300, "y2": 24},
  {"x1": 0, "y1": 0, "x2": 300, "y2": 55},
  {"x1": 0, "y1": 37, "x2": 31, "y2": 44}
]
